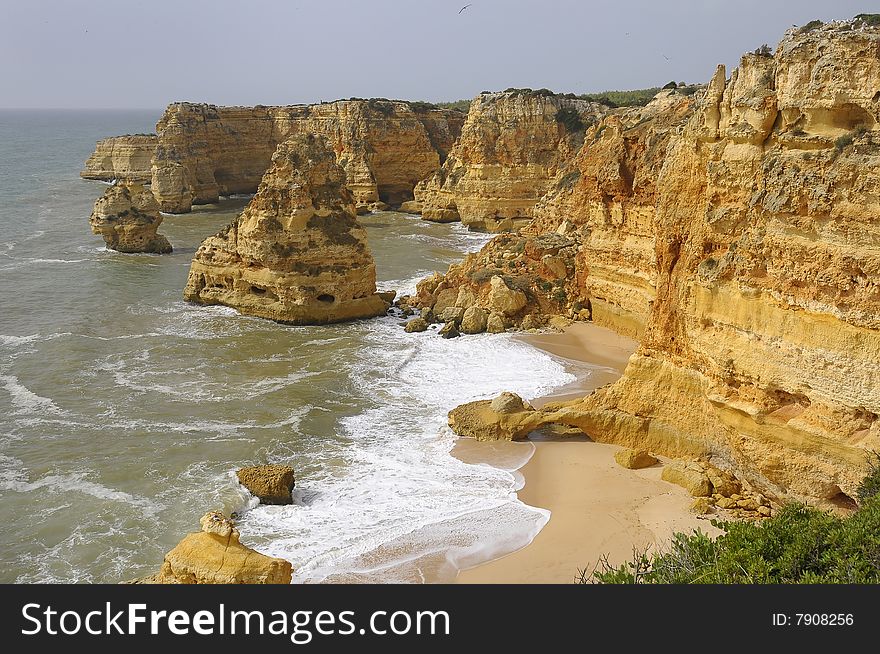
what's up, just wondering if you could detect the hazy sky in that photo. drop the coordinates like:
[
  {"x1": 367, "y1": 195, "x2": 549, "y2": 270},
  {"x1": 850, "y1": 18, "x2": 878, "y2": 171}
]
[{"x1": 0, "y1": 0, "x2": 872, "y2": 108}]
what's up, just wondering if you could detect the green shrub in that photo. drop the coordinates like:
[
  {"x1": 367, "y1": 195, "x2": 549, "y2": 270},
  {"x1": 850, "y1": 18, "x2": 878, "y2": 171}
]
[
  {"x1": 367, "y1": 98, "x2": 395, "y2": 115},
  {"x1": 582, "y1": 491, "x2": 880, "y2": 584},
  {"x1": 662, "y1": 81, "x2": 678, "y2": 90},
  {"x1": 436, "y1": 99, "x2": 471, "y2": 112},
  {"x1": 857, "y1": 452, "x2": 880, "y2": 503},
  {"x1": 558, "y1": 170, "x2": 581, "y2": 190},
  {"x1": 835, "y1": 133, "x2": 854, "y2": 151},
  {"x1": 798, "y1": 19, "x2": 824, "y2": 33},
  {"x1": 854, "y1": 13, "x2": 880, "y2": 26},
  {"x1": 753, "y1": 44, "x2": 773, "y2": 57},
  {"x1": 408, "y1": 101, "x2": 438, "y2": 113},
  {"x1": 835, "y1": 126, "x2": 867, "y2": 153},
  {"x1": 556, "y1": 107, "x2": 585, "y2": 132},
  {"x1": 470, "y1": 268, "x2": 502, "y2": 284},
  {"x1": 578, "y1": 88, "x2": 660, "y2": 107}
]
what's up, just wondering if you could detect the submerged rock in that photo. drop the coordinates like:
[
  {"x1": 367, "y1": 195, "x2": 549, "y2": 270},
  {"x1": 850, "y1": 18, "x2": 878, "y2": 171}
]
[
  {"x1": 439, "y1": 321, "x2": 461, "y2": 339},
  {"x1": 404, "y1": 317, "x2": 429, "y2": 333},
  {"x1": 236, "y1": 464, "x2": 295, "y2": 505},
  {"x1": 183, "y1": 134, "x2": 390, "y2": 324},
  {"x1": 89, "y1": 182, "x2": 172, "y2": 254}
]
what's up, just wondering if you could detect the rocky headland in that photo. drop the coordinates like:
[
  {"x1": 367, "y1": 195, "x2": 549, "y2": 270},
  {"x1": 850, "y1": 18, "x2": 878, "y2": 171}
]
[
  {"x1": 80, "y1": 134, "x2": 157, "y2": 183},
  {"x1": 183, "y1": 134, "x2": 390, "y2": 324},
  {"x1": 438, "y1": 18, "x2": 880, "y2": 508},
  {"x1": 414, "y1": 90, "x2": 607, "y2": 231}
]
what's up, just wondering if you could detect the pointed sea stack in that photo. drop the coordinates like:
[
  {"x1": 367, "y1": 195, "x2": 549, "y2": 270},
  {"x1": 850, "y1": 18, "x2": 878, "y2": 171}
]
[{"x1": 183, "y1": 134, "x2": 390, "y2": 324}]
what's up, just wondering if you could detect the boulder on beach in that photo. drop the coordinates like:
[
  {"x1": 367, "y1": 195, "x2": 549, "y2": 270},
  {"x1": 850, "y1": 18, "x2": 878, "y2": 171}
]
[
  {"x1": 661, "y1": 461, "x2": 711, "y2": 497},
  {"x1": 448, "y1": 392, "x2": 541, "y2": 441},
  {"x1": 614, "y1": 448, "x2": 658, "y2": 470},
  {"x1": 439, "y1": 321, "x2": 461, "y2": 338},
  {"x1": 237, "y1": 464, "x2": 296, "y2": 505}
]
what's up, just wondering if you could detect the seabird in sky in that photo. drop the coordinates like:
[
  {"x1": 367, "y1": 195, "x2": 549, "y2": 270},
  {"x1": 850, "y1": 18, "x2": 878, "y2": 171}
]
[{"x1": 459, "y1": 4, "x2": 472, "y2": 14}]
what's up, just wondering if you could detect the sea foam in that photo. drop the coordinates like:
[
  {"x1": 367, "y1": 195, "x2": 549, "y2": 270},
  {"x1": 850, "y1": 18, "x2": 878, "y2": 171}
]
[{"x1": 238, "y1": 305, "x2": 573, "y2": 583}]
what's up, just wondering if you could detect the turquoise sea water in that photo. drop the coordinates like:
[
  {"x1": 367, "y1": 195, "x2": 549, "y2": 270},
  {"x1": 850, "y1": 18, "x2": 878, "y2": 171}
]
[{"x1": 0, "y1": 110, "x2": 590, "y2": 583}]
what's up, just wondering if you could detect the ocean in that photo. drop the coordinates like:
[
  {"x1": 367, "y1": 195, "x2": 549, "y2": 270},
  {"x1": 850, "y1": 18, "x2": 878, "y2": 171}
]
[{"x1": 0, "y1": 109, "x2": 586, "y2": 583}]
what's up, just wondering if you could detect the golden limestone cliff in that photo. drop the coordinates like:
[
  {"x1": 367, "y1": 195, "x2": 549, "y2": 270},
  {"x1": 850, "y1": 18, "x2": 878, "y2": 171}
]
[
  {"x1": 446, "y1": 19, "x2": 880, "y2": 506},
  {"x1": 413, "y1": 90, "x2": 607, "y2": 231},
  {"x1": 89, "y1": 182, "x2": 172, "y2": 254},
  {"x1": 83, "y1": 100, "x2": 463, "y2": 213},
  {"x1": 80, "y1": 134, "x2": 157, "y2": 183},
  {"x1": 183, "y1": 134, "x2": 389, "y2": 324},
  {"x1": 404, "y1": 90, "x2": 696, "y2": 334}
]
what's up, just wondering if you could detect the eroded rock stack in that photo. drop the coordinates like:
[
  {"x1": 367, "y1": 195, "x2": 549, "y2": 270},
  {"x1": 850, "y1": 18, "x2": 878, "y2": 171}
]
[
  {"x1": 89, "y1": 182, "x2": 172, "y2": 254},
  {"x1": 183, "y1": 134, "x2": 389, "y2": 324},
  {"x1": 139, "y1": 512, "x2": 292, "y2": 584},
  {"x1": 414, "y1": 90, "x2": 606, "y2": 231}
]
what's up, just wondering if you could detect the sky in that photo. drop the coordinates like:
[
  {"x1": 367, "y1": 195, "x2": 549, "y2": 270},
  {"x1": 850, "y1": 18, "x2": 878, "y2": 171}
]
[{"x1": 0, "y1": 0, "x2": 873, "y2": 109}]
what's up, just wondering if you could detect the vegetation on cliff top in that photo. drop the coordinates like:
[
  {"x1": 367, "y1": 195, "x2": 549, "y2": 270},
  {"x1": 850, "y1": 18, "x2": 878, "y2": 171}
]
[
  {"x1": 583, "y1": 460, "x2": 880, "y2": 584},
  {"x1": 854, "y1": 13, "x2": 880, "y2": 26}
]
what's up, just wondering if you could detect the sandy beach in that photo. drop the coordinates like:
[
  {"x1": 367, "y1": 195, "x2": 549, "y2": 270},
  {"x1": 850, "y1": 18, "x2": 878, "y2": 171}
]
[{"x1": 455, "y1": 322, "x2": 718, "y2": 584}]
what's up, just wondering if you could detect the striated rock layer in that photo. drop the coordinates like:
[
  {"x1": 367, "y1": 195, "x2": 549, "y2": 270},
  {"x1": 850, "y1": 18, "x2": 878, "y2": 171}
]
[
  {"x1": 414, "y1": 91, "x2": 607, "y2": 232},
  {"x1": 183, "y1": 134, "x2": 389, "y2": 324},
  {"x1": 80, "y1": 134, "x2": 157, "y2": 182},
  {"x1": 446, "y1": 19, "x2": 880, "y2": 506},
  {"x1": 406, "y1": 90, "x2": 696, "y2": 334},
  {"x1": 86, "y1": 100, "x2": 464, "y2": 213},
  {"x1": 89, "y1": 182, "x2": 172, "y2": 254}
]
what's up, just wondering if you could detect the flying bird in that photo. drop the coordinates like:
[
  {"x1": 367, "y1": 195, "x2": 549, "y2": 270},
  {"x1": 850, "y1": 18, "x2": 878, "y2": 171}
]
[
  {"x1": 459, "y1": 4, "x2": 472, "y2": 14},
  {"x1": 662, "y1": 54, "x2": 670, "y2": 61}
]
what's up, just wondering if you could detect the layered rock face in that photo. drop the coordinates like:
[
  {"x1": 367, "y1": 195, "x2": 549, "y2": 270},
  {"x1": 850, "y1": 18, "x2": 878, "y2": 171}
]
[
  {"x1": 447, "y1": 20, "x2": 880, "y2": 505},
  {"x1": 143, "y1": 100, "x2": 463, "y2": 212},
  {"x1": 89, "y1": 183, "x2": 172, "y2": 254},
  {"x1": 183, "y1": 134, "x2": 389, "y2": 324},
  {"x1": 528, "y1": 91, "x2": 696, "y2": 338},
  {"x1": 80, "y1": 134, "x2": 157, "y2": 182},
  {"x1": 146, "y1": 512, "x2": 292, "y2": 584},
  {"x1": 582, "y1": 22, "x2": 880, "y2": 504},
  {"x1": 405, "y1": 91, "x2": 695, "y2": 334},
  {"x1": 414, "y1": 91, "x2": 606, "y2": 231}
]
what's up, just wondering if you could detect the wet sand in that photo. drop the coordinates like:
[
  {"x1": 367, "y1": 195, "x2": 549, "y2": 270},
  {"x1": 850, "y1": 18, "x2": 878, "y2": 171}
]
[{"x1": 455, "y1": 323, "x2": 718, "y2": 583}]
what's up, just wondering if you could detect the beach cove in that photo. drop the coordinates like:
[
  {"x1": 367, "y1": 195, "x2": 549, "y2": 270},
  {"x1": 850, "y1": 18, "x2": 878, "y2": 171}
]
[{"x1": 455, "y1": 323, "x2": 719, "y2": 583}]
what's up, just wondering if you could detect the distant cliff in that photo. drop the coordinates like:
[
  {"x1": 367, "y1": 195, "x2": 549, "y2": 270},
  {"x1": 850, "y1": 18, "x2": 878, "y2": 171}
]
[
  {"x1": 81, "y1": 134, "x2": 157, "y2": 183},
  {"x1": 84, "y1": 100, "x2": 464, "y2": 213},
  {"x1": 414, "y1": 91, "x2": 606, "y2": 231}
]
